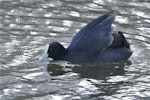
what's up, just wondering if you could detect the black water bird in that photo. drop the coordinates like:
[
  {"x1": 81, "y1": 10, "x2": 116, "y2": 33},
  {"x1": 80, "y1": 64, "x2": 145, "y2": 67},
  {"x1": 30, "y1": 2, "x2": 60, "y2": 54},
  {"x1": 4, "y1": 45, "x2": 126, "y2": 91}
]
[{"x1": 47, "y1": 12, "x2": 132, "y2": 63}]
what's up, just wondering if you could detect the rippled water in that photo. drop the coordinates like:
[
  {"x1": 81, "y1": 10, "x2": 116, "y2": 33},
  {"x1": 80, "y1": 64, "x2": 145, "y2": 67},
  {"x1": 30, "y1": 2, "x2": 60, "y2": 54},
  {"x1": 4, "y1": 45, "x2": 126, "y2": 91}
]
[{"x1": 0, "y1": 0, "x2": 150, "y2": 100}]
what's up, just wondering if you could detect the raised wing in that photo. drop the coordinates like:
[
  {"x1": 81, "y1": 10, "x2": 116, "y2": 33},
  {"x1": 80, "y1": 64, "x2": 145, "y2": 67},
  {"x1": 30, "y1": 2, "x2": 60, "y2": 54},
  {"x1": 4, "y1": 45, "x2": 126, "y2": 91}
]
[{"x1": 67, "y1": 12, "x2": 116, "y2": 54}]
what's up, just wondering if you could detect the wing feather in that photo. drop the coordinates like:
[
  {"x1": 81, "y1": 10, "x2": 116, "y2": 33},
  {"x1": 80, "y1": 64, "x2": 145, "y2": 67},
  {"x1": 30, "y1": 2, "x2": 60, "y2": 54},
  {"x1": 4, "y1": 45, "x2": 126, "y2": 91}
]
[{"x1": 67, "y1": 12, "x2": 116, "y2": 54}]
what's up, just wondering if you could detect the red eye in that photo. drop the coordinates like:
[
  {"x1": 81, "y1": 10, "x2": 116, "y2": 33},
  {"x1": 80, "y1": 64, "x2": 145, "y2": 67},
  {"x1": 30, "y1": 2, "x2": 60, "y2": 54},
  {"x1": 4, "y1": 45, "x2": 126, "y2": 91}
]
[{"x1": 49, "y1": 48, "x2": 52, "y2": 51}]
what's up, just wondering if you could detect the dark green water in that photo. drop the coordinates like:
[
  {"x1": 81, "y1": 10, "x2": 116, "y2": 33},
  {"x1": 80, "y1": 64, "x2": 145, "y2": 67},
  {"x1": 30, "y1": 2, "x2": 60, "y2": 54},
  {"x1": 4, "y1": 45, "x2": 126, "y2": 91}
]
[{"x1": 0, "y1": 0, "x2": 150, "y2": 100}]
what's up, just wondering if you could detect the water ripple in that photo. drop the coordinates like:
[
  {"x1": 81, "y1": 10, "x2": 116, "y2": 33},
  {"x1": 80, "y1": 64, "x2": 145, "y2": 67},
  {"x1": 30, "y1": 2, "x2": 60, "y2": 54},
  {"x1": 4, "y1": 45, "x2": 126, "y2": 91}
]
[{"x1": 0, "y1": 0, "x2": 150, "y2": 100}]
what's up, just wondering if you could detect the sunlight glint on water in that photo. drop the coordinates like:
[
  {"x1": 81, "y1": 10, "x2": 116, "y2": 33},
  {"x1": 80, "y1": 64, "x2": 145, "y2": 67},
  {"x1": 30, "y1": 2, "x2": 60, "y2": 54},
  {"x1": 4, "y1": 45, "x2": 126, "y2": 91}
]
[{"x1": 0, "y1": 0, "x2": 150, "y2": 100}]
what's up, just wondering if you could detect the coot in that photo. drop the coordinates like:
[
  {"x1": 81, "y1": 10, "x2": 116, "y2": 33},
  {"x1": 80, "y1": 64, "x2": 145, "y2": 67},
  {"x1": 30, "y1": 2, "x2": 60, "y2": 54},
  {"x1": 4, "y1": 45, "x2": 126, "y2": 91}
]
[{"x1": 47, "y1": 12, "x2": 132, "y2": 63}]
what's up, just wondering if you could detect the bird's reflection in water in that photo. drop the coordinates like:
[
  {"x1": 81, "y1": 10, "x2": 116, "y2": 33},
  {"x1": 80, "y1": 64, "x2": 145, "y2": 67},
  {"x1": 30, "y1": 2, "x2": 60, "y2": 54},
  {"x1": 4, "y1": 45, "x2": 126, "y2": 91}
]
[
  {"x1": 46, "y1": 60, "x2": 132, "y2": 96},
  {"x1": 47, "y1": 60, "x2": 132, "y2": 80}
]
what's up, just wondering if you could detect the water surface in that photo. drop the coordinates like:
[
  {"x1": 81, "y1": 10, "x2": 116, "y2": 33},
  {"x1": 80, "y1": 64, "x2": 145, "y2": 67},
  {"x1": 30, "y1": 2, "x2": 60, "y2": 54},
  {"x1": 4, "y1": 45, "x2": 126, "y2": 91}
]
[{"x1": 0, "y1": 0, "x2": 150, "y2": 100}]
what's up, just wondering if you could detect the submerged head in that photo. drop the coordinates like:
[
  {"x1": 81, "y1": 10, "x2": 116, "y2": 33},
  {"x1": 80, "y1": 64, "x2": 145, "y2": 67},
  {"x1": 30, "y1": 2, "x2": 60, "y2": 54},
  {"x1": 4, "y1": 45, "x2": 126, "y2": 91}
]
[{"x1": 47, "y1": 42, "x2": 67, "y2": 60}]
